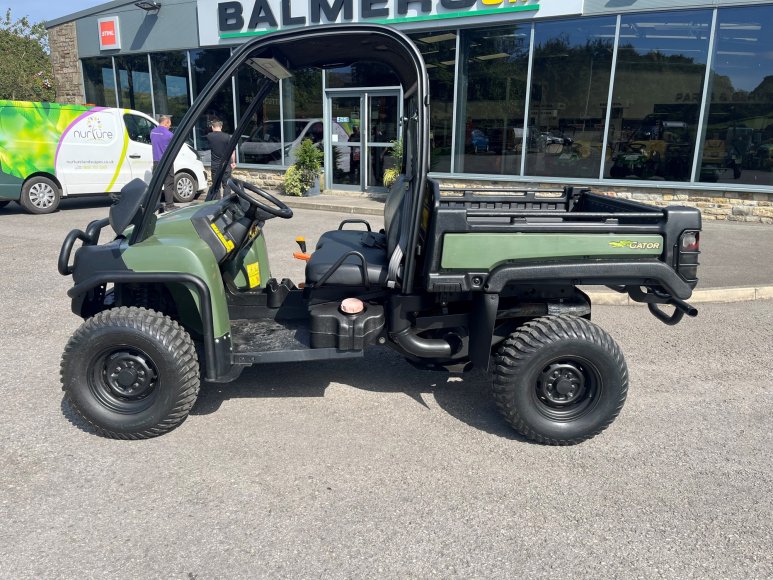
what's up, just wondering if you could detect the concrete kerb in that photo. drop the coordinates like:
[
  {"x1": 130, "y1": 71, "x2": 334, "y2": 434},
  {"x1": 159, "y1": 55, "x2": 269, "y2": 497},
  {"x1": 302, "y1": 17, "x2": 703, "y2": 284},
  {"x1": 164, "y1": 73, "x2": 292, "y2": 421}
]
[
  {"x1": 587, "y1": 287, "x2": 773, "y2": 306},
  {"x1": 284, "y1": 196, "x2": 383, "y2": 216},
  {"x1": 279, "y1": 196, "x2": 773, "y2": 306}
]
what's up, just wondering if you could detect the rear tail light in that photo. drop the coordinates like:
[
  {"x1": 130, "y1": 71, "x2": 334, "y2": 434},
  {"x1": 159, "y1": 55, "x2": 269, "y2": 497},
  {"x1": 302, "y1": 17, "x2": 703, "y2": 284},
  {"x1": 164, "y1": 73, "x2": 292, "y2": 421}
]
[
  {"x1": 680, "y1": 231, "x2": 700, "y2": 252},
  {"x1": 677, "y1": 230, "x2": 700, "y2": 284}
]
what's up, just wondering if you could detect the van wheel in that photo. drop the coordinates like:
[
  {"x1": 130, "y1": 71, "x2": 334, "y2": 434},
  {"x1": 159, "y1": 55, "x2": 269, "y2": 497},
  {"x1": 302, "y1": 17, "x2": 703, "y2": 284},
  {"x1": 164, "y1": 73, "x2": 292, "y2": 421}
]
[
  {"x1": 21, "y1": 176, "x2": 61, "y2": 214},
  {"x1": 173, "y1": 172, "x2": 197, "y2": 203},
  {"x1": 493, "y1": 315, "x2": 628, "y2": 445},
  {"x1": 61, "y1": 307, "x2": 200, "y2": 439}
]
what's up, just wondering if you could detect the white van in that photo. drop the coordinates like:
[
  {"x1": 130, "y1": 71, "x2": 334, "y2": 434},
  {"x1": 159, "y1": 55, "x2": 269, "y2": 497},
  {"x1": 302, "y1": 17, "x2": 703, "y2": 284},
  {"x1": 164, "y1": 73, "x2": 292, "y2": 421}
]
[
  {"x1": 239, "y1": 118, "x2": 349, "y2": 166},
  {"x1": 0, "y1": 101, "x2": 207, "y2": 214}
]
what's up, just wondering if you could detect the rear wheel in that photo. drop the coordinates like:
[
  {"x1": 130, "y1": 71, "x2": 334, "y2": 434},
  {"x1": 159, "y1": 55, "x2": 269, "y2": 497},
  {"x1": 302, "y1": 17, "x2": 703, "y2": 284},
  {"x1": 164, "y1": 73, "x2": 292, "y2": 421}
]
[
  {"x1": 493, "y1": 315, "x2": 628, "y2": 445},
  {"x1": 61, "y1": 307, "x2": 200, "y2": 439},
  {"x1": 20, "y1": 176, "x2": 60, "y2": 214},
  {"x1": 173, "y1": 172, "x2": 198, "y2": 203}
]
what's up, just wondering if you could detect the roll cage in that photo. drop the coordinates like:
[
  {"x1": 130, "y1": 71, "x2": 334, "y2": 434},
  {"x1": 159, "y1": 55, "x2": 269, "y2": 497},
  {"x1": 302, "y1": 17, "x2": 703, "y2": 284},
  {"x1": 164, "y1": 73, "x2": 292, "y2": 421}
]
[{"x1": 131, "y1": 24, "x2": 430, "y2": 293}]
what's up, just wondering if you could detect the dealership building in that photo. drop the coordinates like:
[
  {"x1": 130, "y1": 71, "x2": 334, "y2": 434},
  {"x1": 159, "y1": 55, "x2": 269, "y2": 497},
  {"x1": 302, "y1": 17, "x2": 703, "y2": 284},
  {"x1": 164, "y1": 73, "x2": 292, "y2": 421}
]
[{"x1": 46, "y1": 0, "x2": 773, "y2": 221}]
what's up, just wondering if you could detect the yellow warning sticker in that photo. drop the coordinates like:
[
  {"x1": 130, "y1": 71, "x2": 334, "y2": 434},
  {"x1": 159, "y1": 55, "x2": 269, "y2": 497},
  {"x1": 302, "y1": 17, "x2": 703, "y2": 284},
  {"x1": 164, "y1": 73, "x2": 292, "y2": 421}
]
[
  {"x1": 246, "y1": 262, "x2": 261, "y2": 288},
  {"x1": 210, "y1": 223, "x2": 235, "y2": 252}
]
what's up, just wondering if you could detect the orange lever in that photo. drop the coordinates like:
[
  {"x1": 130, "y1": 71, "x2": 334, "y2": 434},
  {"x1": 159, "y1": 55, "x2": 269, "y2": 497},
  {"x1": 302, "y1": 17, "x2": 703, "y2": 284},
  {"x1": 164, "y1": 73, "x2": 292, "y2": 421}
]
[{"x1": 293, "y1": 252, "x2": 312, "y2": 262}]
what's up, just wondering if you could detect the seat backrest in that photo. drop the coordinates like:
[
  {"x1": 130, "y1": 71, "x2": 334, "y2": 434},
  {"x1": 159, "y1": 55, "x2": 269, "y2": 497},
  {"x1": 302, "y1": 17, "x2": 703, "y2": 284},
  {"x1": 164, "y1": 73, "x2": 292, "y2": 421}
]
[{"x1": 384, "y1": 174, "x2": 409, "y2": 255}]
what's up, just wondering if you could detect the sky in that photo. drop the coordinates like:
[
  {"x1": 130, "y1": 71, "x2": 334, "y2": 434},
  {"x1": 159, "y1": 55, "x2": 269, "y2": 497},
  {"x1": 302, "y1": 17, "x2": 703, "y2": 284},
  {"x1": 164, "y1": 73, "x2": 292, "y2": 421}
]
[{"x1": 4, "y1": 0, "x2": 102, "y2": 24}]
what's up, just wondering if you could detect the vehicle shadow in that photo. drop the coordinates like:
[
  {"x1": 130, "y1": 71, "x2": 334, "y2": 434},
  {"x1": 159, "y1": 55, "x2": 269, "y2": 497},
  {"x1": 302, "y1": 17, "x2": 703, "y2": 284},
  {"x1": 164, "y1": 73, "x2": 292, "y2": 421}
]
[
  {"x1": 58, "y1": 349, "x2": 526, "y2": 441},
  {"x1": 60, "y1": 397, "x2": 98, "y2": 436},
  {"x1": 192, "y1": 349, "x2": 525, "y2": 441}
]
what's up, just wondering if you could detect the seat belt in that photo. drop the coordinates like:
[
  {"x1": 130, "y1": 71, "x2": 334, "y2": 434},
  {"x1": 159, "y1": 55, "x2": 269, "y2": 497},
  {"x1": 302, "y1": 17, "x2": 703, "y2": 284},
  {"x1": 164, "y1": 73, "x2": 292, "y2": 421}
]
[
  {"x1": 386, "y1": 177, "x2": 411, "y2": 289},
  {"x1": 386, "y1": 112, "x2": 416, "y2": 289}
]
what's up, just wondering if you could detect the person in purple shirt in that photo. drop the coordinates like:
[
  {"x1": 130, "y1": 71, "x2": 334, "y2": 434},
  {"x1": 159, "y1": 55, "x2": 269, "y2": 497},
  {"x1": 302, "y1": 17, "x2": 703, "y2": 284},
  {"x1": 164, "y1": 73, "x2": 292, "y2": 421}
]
[{"x1": 150, "y1": 114, "x2": 177, "y2": 211}]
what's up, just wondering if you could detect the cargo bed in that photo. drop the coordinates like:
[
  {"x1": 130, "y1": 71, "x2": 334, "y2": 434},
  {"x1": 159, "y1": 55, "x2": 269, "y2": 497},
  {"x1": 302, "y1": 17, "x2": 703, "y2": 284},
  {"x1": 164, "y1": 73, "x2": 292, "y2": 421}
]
[{"x1": 422, "y1": 180, "x2": 701, "y2": 300}]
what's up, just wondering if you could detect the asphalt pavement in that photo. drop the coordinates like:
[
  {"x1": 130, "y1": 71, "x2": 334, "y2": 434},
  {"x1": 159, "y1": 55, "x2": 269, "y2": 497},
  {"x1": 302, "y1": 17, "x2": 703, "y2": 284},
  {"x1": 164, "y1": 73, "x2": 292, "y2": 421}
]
[{"x1": 0, "y1": 199, "x2": 772, "y2": 578}]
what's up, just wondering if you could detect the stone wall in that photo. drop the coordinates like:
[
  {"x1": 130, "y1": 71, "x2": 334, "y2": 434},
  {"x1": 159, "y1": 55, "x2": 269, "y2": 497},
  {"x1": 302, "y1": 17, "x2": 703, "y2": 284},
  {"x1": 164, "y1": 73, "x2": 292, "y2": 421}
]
[
  {"x1": 230, "y1": 168, "x2": 284, "y2": 191},
  {"x1": 48, "y1": 22, "x2": 84, "y2": 104},
  {"x1": 221, "y1": 168, "x2": 773, "y2": 224}
]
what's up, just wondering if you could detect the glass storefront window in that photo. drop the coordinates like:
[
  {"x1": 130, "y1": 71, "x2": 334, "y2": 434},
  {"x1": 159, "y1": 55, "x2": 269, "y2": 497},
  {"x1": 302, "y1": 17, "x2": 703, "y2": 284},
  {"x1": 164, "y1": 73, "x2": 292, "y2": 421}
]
[
  {"x1": 150, "y1": 51, "x2": 191, "y2": 127},
  {"x1": 190, "y1": 48, "x2": 233, "y2": 161},
  {"x1": 282, "y1": 69, "x2": 323, "y2": 166},
  {"x1": 115, "y1": 55, "x2": 153, "y2": 115},
  {"x1": 525, "y1": 17, "x2": 616, "y2": 179},
  {"x1": 457, "y1": 25, "x2": 531, "y2": 175},
  {"x1": 325, "y1": 62, "x2": 400, "y2": 89},
  {"x1": 235, "y1": 66, "x2": 282, "y2": 165},
  {"x1": 697, "y1": 6, "x2": 773, "y2": 187},
  {"x1": 82, "y1": 57, "x2": 115, "y2": 107},
  {"x1": 409, "y1": 31, "x2": 456, "y2": 173},
  {"x1": 605, "y1": 10, "x2": 712, "y2": 182}
]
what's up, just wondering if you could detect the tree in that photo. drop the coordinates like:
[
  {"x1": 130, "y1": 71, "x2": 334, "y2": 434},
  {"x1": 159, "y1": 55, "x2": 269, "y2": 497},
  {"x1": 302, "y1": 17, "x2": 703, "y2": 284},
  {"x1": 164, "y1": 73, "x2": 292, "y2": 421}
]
[{"x1": 0, "y1": 10, "x2": 56, "y2": 102}]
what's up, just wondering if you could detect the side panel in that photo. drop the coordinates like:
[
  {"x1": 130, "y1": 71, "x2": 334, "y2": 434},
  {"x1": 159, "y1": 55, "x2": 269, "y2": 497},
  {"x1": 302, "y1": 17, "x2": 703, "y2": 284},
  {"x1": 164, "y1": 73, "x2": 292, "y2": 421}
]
[
  {"x1": 227, "y1": 230, "x2": 272, "y2": 291},
  {"x1": 120, "y1": 216, "x2": 231, "y2": 337},
  {"x1": 0, "y1": 171, "x2": 24, "y2": 202},
  {"x1": 56, "y1": 108, "x2": 131, "y2": 195},
  {"x1": 0, "y1": 100, "x2": 89, "y2": 199},
  {"x1": 441, "y1": 233, "x2": 665, "y2": 270}
]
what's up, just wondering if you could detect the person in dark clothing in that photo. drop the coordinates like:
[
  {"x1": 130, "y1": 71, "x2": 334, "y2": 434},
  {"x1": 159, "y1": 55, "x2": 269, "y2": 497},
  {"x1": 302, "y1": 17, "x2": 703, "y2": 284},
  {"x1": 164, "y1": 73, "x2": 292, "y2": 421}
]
[
  {"x1": 349, "y1": 125, "x2": 360, "y2": 180},
  {"x1": 150, "y1": 114, "x2": 177, "y2": 211},
  {"x1": 207, "y1": 119, "x2": 236, "y2": 200}
]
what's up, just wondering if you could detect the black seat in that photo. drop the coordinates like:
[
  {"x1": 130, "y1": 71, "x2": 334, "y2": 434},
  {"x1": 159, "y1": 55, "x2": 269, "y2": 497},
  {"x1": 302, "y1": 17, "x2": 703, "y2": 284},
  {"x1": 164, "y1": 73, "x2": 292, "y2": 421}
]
[
  {"x1": 305, "y1": 230, "x2": 388, "y2": 286},
  {"x1": 305, "y1": 174, "x2": 409, "y2": 288}
]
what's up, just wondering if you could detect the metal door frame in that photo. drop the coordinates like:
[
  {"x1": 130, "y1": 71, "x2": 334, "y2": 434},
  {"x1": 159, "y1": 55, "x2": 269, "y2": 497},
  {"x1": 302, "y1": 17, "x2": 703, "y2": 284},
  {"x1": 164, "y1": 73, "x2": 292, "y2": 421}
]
[{"x1": 324, "y1": 87, "x2": 402, "y2": 192}]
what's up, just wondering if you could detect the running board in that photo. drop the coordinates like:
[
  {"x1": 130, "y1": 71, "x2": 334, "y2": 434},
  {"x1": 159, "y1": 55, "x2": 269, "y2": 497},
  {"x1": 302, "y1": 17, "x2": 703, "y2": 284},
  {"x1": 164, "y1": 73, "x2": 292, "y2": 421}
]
[
  {"x1": 232, "y1": 349, "x2": 363, "y2": 365},
  {"x1": 230, "y1": 318, "x2": 365, "y2": 365}
]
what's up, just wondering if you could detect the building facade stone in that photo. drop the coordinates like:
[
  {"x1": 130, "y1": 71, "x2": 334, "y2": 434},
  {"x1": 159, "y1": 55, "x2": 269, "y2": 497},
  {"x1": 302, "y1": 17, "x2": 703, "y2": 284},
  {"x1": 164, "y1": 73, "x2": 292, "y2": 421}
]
[{"x1": 48, "y1": 22, "x2": 84, "y2": 104}]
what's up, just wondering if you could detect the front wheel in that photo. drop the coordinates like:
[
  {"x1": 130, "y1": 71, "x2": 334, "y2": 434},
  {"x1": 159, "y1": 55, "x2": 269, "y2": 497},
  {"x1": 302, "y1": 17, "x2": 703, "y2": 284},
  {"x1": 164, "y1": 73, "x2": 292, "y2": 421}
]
[
  {"x1": 61, "y1": 307, "x2": 200, "y2": 439},
  {"x1": 173, "y1": 172, "x2": 198, "y2": 203},
  {"x1": 493, "y1": 315, "x2": 628, "y2": 445}
]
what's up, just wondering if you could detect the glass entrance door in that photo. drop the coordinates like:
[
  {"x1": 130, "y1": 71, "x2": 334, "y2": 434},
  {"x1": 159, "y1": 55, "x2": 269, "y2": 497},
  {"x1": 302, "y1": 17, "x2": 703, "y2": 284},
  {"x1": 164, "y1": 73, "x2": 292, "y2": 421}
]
[{"x1": 326, "y1": 91, "x2": 401, "y2": 192}]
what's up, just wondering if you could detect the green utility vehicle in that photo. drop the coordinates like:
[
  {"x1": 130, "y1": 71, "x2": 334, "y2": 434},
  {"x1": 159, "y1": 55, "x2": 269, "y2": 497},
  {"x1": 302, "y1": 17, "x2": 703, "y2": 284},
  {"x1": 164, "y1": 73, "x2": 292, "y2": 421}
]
[{"x1": 59, "y1": 25, "x2": 701, "y2": 444}]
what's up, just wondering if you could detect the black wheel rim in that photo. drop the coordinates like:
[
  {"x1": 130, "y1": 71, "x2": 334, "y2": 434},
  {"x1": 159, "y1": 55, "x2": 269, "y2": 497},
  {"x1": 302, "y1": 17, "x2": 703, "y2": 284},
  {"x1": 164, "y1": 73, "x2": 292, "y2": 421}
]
[
  {"x1": 533, "y1": 356, "x2": 602, "y2": 421},
  {"x1": 88, "y1": 346, "x2": 159, "y2": 414}
]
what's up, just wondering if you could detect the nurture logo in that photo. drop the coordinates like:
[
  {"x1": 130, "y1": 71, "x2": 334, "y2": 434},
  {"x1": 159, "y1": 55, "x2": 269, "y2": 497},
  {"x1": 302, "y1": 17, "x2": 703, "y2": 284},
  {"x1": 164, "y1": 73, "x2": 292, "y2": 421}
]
[{"x1": 72, "y1": 117, "x2": 115, "y2": 143}]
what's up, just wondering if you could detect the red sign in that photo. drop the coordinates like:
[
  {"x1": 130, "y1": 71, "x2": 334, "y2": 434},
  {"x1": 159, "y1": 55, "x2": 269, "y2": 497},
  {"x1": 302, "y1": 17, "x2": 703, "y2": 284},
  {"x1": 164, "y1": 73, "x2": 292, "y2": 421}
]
[{"x1": 98, "y1": 17, "x2": 120, "y2": 50}]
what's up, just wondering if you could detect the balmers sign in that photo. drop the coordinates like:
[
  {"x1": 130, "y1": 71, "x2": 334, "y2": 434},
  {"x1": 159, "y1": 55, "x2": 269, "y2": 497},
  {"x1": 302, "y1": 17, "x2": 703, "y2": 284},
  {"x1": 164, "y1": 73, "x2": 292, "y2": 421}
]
[{"x1": 197, "y1": 0, "x2": 582, "y2": 44}]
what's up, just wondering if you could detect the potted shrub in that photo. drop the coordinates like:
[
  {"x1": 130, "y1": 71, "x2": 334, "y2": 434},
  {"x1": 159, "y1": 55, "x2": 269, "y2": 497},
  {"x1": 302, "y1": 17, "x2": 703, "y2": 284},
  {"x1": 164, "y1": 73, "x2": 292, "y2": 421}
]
[
  {"x1": 283, "y1": 138, "x2": 323, "y2": 196},
  {"x1": 382, "y1": 138, "x2": 403, "y2": 189}
]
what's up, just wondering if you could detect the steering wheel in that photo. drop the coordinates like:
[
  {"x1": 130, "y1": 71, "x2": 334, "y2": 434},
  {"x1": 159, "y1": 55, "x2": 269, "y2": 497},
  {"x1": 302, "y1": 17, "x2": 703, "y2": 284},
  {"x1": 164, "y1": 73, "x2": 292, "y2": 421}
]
[{"x1": 227, "y1": 178, "x2": 293, "y2": 220}]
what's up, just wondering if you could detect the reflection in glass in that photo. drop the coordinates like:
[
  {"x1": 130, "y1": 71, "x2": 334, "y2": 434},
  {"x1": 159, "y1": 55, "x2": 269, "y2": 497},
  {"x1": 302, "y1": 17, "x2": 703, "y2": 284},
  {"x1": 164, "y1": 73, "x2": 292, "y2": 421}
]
[
  {"x1": 326, "y1": 62, "x2": 399, "y2": 88},
  {"x1": 525, "y1": 17, "x2": 615, "y2": 178},
  {"x1": 190, "y1": 48, "x2": 233, "y2": 160},
  {"x1": 115, "y1": 55, "x2": 152, "y2": 114},
  {"x1": 368, "y1": 95, "x2": 400, "y2": 188},
  {"x1": 606, "y1": 11, "x2": 712, "y2": 181},
  {"x1": 235, "y1": 66, "x2": 281, "y2": 165},
  {"x1": 282, "y1": 69, "x2": 323, "y2": 166},
  {"x1": 698, "y1": 5, "x2": 773, "y2": 187},
  {"x1": 457, "y1": 26, "x2": 530, "y2": 175},
  {"x1": 409, "y1": 31, "x2": 456, "y2": 172},
  {"x1": 330, "y1": 96, "x2": 362, "y2": 188},
  {"x1": 82, "y1": 57, "x2": 115, "y2": 107},
  {"x1": 150, "y1": 52, "x2": 190, "y2": 126}
]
